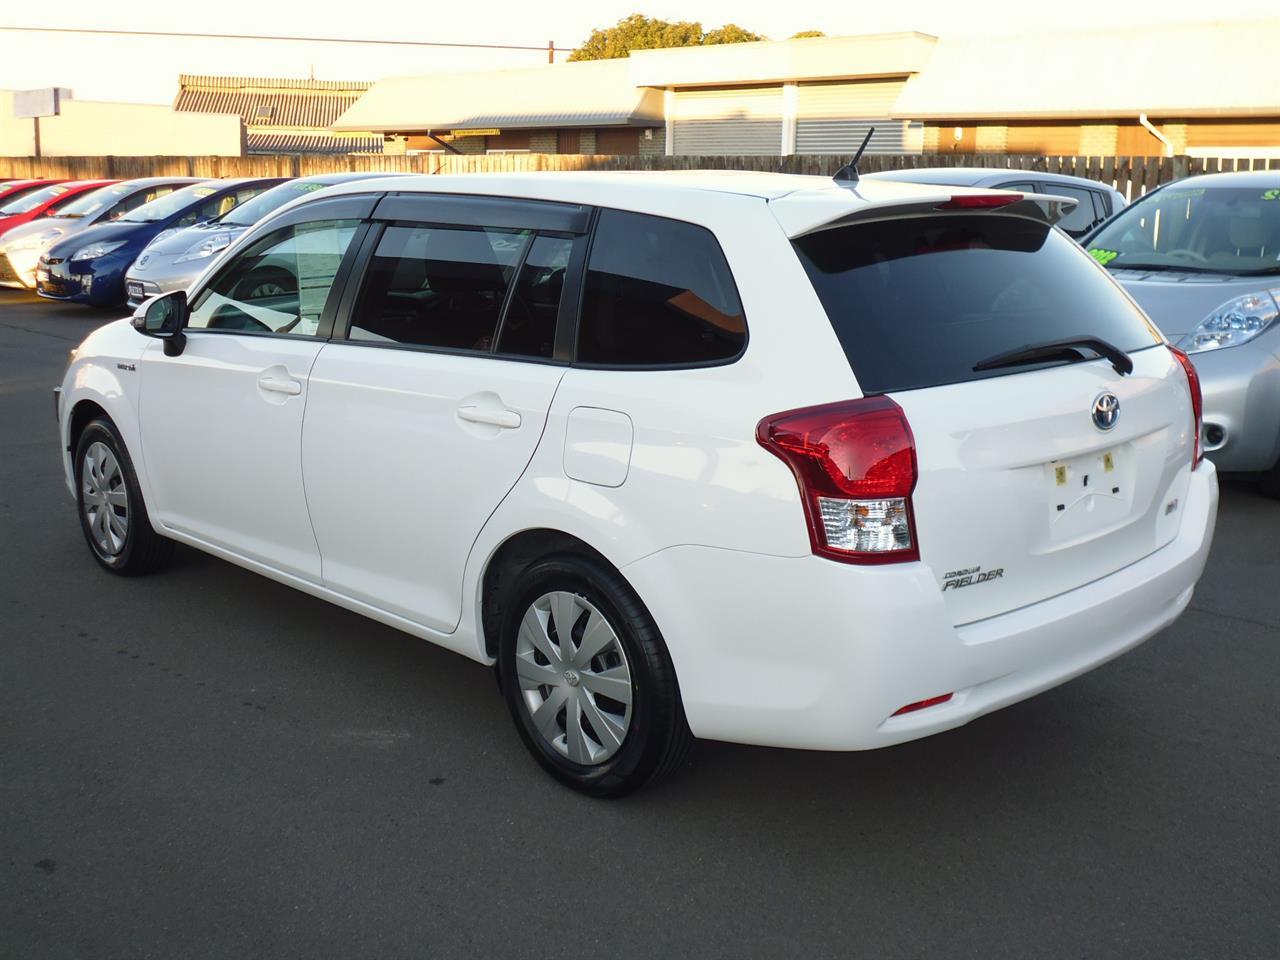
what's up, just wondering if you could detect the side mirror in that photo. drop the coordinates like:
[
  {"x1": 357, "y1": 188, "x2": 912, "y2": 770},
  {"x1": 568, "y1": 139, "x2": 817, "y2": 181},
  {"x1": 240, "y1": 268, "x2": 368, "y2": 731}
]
[{"x1": 132, "y1": 290, "x2": 188, "y2": 357}]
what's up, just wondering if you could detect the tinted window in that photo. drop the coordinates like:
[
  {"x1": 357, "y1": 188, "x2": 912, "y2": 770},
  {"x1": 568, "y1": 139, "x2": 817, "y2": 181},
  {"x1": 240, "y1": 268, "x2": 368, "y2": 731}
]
[
  {"x1": 793, "y1": 214, "x2": 1162, "y2": 395},
  {"x1": 995, "y1": 181, "x2": 1039, "y2": 193},
  {"x1": 578, "y1": 209, "x2": 745, "y2": 366},
  {"x1": 495, "y1": 235, "x2": 573, "y2": 359},
  {"x1": 350, "y1": 224, "x2": 524, "y2": 351},
  {"x1": 1042, "y1": 184, "x2": 1104, "y2": 236},
  {"x1": 188, "y1": 219, "x2": 359, "y2": 336}
]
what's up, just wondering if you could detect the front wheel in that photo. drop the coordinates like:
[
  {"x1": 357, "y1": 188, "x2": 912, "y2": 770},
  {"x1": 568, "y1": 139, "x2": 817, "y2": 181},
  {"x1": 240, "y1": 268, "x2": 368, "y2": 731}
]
[
  {"x1": 497, "y1": 555, "x2": 692, "y2": 798},
  {"x1": 74, "y1": 417, "x2": 173, "y2": 575}
]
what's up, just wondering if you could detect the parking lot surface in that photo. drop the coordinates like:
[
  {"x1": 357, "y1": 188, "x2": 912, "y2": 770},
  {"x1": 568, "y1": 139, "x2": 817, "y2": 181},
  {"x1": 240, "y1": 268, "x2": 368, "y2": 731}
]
[{"x1": 2, "y1": 287, "x2": 1277, "y2": 959}]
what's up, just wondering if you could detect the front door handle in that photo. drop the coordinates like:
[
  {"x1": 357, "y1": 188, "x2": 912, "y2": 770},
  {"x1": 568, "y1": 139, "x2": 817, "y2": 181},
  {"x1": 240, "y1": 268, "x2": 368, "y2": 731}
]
[
  {"x1": 257, "y1": 375, "x2": 302, "y2": 396},
  {"x1": 457, "y1": 404, "x2": 521, "y2": 429}
]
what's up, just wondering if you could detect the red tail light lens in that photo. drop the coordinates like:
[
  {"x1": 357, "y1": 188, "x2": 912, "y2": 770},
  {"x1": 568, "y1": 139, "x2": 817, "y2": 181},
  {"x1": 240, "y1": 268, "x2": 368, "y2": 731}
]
[
  {"x1": 757, "y1": 396, "x2": 919, "y2": 564},
  {"x1": 1169, "y1": 346, "x2": 1204, "y2": 469},
  {"x1": 936, "y1": 193, "x2": 1022, "y2": 210}
]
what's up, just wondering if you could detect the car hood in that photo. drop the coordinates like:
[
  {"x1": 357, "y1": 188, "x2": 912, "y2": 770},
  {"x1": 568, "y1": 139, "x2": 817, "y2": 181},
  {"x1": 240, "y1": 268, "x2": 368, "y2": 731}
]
[
  {"x1": 45, "y1": 219, "x2": 154, "y2": 259},
  {"x1": 0, "y1": 216, "x2": 95, "y2": 252},
  {"x1": 1109, "y1": 269, "x2": 1280, "y2": 338},
  {"x1": 143, "y1": 222, "x2": 249, "y2": 257}
]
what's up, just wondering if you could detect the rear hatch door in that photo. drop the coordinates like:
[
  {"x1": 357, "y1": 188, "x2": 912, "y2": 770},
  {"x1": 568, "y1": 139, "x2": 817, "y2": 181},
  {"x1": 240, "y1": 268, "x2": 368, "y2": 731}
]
[{"x1": 788, "y1": 205, "x2": 1196, "y2": 625}]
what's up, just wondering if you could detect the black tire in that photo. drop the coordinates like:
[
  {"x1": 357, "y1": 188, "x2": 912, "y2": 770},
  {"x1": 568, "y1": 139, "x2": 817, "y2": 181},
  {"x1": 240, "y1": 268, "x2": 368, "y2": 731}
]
[
  {"x1": 73, "y1": 417, "x2": 173, "y2": 576},
  {"x1": 496, "y1": 554, "x2": 692, "y2": 798}
]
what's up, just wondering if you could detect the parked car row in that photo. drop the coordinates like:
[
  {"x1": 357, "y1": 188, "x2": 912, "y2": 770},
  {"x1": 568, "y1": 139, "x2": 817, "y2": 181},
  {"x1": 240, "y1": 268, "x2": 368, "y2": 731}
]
[{"x1": 0, "y1": 173, "x2": 409, "y2": 306}]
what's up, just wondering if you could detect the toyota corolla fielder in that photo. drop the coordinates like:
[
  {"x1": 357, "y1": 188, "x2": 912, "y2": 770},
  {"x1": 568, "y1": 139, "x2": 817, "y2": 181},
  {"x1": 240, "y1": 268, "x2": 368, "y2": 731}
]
[{"x1": 55, "y1": 172, "x2": 1218, "y2": 797}]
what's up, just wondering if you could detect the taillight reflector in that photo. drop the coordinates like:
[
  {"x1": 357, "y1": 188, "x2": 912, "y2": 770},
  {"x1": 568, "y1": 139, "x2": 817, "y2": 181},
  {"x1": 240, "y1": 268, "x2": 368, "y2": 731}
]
[
  {"x1": 1169, "y1": 346, "x2": 1204, "y2": 469},
  {"x1": 892, "y1": 693, "x2": 954, "y2": 716},
  {"x1": 756, "y1": 396, "x2": 919, "y2": 564},
  {"x1": 936, "y1": 193, "x2": 1022, "y2": 210}
]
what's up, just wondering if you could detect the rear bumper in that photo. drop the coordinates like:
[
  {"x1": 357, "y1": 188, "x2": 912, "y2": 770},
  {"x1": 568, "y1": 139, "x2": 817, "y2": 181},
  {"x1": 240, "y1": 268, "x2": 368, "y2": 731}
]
[{"x1": 623, "y1": 462, "x2": 1218, "y2": 751}]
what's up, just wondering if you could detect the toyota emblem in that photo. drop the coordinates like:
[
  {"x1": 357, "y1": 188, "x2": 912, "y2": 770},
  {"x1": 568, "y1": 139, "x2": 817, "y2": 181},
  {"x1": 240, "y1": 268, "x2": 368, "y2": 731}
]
[{"x1": 1092, "y1": 392, "x2": 1120, "y2": 431}]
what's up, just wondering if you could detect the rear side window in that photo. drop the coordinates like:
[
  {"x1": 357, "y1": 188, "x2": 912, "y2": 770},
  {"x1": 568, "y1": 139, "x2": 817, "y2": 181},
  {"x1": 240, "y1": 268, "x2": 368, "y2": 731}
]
[
  {"x1": 578, "y1": 209, "x2": 745, "y2": 366},
  {"x1": 350, "y1": 224, "x2": 525, "y2": 352},
  {"x1": 495, "y1": 235, "x2": 572, "y2": 359},
  {"x1": 793, "y1": 214, "x2": 1162, "y2": 395}
]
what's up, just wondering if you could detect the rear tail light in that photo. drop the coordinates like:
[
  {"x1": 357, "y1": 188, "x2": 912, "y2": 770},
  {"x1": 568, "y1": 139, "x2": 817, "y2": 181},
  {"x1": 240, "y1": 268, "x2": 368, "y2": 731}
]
[
  {"x1": 1169, "y1": 346, "x2": 1204, "y2": 469},
  {"x1": 757, "y1": 396, "x2": 919, "y2": 564},
  {"x1": 936, "y1": 193, "x2": 1022, "y2": 210}
]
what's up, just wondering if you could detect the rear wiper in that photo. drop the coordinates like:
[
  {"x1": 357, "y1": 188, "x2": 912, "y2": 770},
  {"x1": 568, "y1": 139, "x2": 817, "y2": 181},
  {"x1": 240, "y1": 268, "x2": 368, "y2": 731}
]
[{"x1": 974, "y1": 336, "x2": 1133, "y2": 376}]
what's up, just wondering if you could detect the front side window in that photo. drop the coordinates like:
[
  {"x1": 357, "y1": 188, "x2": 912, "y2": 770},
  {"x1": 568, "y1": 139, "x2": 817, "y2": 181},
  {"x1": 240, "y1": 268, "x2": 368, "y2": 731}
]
[
  {"x1": 1088, "y1": 185, "x2": 1280, "y2": 275},
  {"x1": 577, "y1": 209, "x2": 746, "y2": 366},
  {"x1": 188, "y1": 219, "x2": 359, "y2": 337},
  {"x1": 349, "y1": 224, "x2": 526, "y2": 351}
]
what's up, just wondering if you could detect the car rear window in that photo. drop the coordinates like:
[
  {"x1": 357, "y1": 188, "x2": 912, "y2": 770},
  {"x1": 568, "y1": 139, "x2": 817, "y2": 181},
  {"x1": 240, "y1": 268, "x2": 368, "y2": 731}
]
[{"x1": 792, "y1": 214, "x2": 1163, "y2": 395}]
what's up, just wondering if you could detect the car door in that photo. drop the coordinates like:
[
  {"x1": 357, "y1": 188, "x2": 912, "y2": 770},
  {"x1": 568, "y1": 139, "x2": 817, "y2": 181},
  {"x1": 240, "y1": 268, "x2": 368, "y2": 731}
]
[
  {"x1": 137, "y1": 196, "x2": 375, "y2": 581},
  {"x1": 301, "y1": 193, "x2": 589, "y2": 632}
]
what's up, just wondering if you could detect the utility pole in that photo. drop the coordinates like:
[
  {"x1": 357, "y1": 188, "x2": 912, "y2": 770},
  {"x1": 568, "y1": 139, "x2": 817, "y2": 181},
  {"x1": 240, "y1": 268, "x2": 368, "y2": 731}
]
[{"x1": 548, "y1": 40, "x2": 555, "y2": 63}]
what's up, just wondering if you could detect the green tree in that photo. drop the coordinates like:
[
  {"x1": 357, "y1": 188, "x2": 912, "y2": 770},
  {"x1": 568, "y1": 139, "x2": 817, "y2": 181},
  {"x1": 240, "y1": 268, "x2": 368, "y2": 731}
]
[
  {"x1": 701, "y1": 23, "x2": 767, "y2": 45},
  {"x1": 569, "y1": 14, "x2": 765, "y2": 61},
  {"x1": 790, "y1": 30, "x2": 826, "y2": 38}
]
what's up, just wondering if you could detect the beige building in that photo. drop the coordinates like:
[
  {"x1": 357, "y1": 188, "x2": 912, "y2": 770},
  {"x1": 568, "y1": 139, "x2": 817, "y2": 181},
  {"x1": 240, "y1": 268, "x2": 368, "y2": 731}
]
[
  {"x1": 336, "y1": 18, "x2": 1279, "y2": 159},
  {"x1": 0, "y1": 89, "x2": 242, "y2": 157},
  {"x1": 894, "y1": 17, "x2": 1280, "y2": 157}
]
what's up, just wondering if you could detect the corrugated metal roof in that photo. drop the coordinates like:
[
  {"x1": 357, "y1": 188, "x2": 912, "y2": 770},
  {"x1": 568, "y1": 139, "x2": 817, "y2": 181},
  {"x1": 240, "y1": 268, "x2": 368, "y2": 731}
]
[
  {"x1": 894, "y1": 18, "x2": 1280, "y2": 119},
  {"x1": 176, "y1": 75, "x2": 373, "y2": 130},
  {"x1": 331, "y1": 59, "x2": 664, "y2": 133},
  {"x1": 246, "y1": 133, "x2": 383, "y2": 155}
]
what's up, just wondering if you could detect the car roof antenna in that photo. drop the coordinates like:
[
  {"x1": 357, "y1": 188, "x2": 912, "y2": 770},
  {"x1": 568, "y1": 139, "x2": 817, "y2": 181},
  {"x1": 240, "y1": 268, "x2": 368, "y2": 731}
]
[{"x1": 832, "y1": 127, "x2": 875, "y2": 184}]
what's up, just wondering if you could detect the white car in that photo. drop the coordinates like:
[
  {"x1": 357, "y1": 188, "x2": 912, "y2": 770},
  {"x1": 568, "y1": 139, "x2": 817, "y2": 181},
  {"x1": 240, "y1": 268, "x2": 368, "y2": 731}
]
[{"x1": 55, "y1": 172, "x2": 1218, "y2": 797}]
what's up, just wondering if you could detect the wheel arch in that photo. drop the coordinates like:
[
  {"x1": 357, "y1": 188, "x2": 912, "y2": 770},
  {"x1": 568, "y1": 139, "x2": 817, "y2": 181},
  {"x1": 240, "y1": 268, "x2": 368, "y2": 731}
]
[
  {"x1": 68, "y1": 397, "x2": 111, "y2": 454},
  {"x1": 478, "y1": 528, "x2": 629, "y2": 661}
]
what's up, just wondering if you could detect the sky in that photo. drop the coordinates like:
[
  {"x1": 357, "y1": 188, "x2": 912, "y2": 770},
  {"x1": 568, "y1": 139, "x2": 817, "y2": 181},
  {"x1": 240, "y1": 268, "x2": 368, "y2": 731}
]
[{"x1": 2, "y1": 0, "x2": 1277, "y2": 104}]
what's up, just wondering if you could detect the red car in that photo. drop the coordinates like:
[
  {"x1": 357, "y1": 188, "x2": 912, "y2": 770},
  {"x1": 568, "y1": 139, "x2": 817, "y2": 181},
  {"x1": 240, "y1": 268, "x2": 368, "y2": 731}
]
[{"x1": 0, "y1": 180, "x2": 115, "y2": 240}]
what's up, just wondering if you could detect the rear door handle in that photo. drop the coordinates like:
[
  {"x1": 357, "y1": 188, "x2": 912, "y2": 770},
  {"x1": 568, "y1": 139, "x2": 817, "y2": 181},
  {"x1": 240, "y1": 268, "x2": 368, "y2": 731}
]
[
  {"x1": 457, "y1": 405, "x2": 521, "y2": 429},
  {"x1": 257, "y1": 375, "x2": 302, "y2": 396}
]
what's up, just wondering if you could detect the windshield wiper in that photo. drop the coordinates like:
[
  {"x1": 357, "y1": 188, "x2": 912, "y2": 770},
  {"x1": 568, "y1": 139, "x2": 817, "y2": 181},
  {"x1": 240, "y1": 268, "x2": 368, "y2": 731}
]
[
  {"x1": 1106, "y1": 262, "x2": 1222, "y2": 274},
  {"x1": 974, "y1": 336, "x2": 1133, "y2": 376}
]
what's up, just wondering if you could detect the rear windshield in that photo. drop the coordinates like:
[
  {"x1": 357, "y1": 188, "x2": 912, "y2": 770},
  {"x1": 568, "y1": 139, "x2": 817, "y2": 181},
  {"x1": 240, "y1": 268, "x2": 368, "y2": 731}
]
[
  {"x1": 1087, "y1": 185, "x2": 1280, "y2": 276},
  {"x1": 793, "y1": 214, "x2": 1162, "y2": 394}
]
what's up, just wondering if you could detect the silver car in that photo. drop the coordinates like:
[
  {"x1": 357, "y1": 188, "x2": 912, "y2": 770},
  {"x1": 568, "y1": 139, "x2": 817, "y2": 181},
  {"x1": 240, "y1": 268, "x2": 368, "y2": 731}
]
[
  {"x1": 862, "y1": 167, "x2": 1126, "y2": 239},
  {"x1": 1085, "y1": 171, "x2": 1280, "y2": 496},
  {"x1": 123, "y1": 172, "x2": 412, "y2": 308}
]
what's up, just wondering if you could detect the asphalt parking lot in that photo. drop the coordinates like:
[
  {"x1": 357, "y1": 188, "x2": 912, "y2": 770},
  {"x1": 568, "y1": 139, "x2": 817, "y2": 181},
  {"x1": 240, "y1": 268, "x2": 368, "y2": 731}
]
[{"x1": 1, "y1": 286, "x2": 1277, "y2": 959}]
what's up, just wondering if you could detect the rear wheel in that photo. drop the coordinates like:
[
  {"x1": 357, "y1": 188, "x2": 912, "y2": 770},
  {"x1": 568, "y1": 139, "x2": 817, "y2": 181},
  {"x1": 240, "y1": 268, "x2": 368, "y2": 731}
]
[
  {"x1": 496, "y1": 554, "x2": 692, "y2": 798},
  {"x1": 74, "y1": 418, "x2": 173, "y2": 575}
]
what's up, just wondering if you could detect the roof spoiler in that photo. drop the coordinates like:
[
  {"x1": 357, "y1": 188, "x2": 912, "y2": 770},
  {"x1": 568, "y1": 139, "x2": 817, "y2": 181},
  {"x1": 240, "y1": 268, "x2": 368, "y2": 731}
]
[{"x1": 782, "y1": 191, "x2": 1080, "y2": 239}]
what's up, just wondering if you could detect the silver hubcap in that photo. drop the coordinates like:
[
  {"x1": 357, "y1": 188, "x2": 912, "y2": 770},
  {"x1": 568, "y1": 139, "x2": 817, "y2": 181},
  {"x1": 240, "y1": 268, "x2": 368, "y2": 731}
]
[
  {"x1": 516, "y1": 591, "x2": 633, "y2": 765},
  {"x1": 81, "y1": 441, "x2": 128, "y2": 556}
]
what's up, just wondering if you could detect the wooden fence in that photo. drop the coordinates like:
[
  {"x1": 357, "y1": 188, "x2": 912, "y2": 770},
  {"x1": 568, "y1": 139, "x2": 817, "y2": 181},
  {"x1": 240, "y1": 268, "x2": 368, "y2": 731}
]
[{"x1": 3, "y1": 152, "x2": 1277, "y2": 201}]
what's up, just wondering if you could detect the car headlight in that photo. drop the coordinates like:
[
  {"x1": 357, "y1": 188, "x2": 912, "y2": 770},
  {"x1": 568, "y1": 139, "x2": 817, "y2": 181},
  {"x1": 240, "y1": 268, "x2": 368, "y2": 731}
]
[
  {"x1": 174, "y1": 233, "x2": 232, "y2": 264},
  {"x1": 1176, "y1": 291, "x2": 1280, "y2": 353},
  {"x1": 71, "y1": 240, "x2": 127, "y2": 261},
  {"x1": 145, "y1": 228, "x2": 182, "y2": 250}
]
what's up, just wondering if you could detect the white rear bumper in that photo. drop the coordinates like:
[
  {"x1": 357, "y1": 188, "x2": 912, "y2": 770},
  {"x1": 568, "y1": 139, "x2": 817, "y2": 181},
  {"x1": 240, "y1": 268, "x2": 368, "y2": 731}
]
[{"x1": 623, "y1": 462, "x2": 1218, "y2": 751}]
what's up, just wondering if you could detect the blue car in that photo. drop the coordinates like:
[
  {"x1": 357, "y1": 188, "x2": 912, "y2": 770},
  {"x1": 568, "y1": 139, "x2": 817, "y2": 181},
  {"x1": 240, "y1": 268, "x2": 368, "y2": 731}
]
[{"x1": 37, "y1": 177, "x2": 285, "y2": 306}]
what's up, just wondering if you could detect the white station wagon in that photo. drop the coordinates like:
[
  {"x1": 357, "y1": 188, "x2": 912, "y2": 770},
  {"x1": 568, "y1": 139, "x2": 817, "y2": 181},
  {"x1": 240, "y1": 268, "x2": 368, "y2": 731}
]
[{"x1": 56, "y1": 171, "x2": 1218, "y2": 796}]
